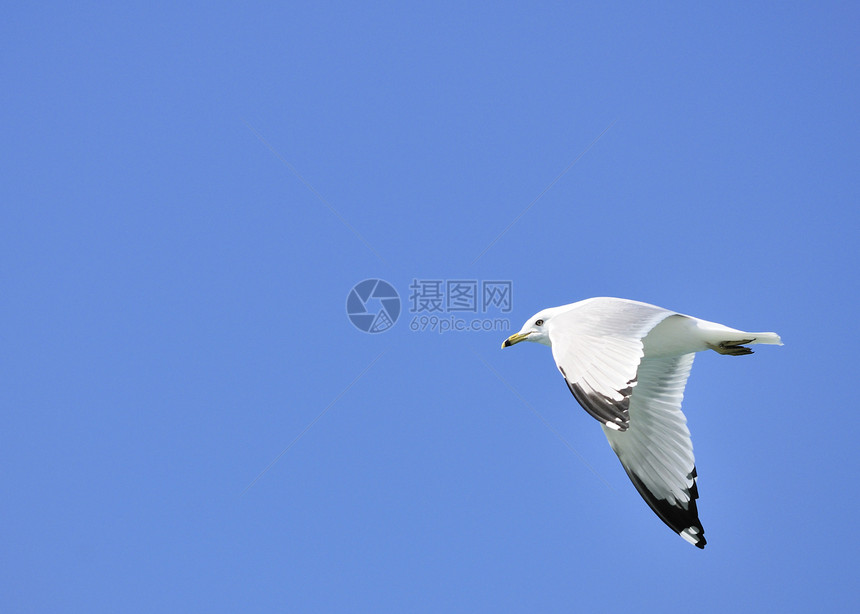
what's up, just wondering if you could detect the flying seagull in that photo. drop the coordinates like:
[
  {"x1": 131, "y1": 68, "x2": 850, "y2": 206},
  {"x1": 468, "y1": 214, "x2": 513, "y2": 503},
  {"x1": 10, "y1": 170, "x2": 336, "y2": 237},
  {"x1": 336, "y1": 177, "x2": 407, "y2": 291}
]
[{"x1": 502, "y1": 297, "x2": 781, "y2": 548}]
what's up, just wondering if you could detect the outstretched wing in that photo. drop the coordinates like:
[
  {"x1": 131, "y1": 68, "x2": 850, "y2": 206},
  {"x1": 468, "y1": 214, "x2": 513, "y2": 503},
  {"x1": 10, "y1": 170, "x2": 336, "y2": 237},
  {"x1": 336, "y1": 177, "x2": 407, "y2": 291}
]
[
  {"x1": 603, "y1": 353, "x2": 706, "y2": 548},
  {"x1": 549, "y1": 298, "x2": 672, "y2": 431}
]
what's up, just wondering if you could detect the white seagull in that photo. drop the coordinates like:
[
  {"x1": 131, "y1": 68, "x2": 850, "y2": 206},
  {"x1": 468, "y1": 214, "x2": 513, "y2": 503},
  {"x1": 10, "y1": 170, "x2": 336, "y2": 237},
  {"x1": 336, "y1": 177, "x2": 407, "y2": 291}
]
[{"x1": 502, "y1": 297, "x2": 782, "y2": 548}]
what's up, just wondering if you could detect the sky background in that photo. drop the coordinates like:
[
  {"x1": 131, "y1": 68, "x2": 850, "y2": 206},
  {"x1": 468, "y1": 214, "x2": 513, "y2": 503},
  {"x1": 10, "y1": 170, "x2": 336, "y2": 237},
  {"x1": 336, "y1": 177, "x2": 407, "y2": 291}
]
[{"x1": 3, "y1": 2, "x2": 858, "y2": 612}]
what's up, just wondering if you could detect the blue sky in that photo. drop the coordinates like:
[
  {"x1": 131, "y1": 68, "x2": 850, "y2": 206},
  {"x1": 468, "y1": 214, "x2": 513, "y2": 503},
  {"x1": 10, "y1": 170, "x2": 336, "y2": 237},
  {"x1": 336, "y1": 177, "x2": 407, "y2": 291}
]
[{"x1": 3, "y1": 2, "x2": 858, "y2": 612}]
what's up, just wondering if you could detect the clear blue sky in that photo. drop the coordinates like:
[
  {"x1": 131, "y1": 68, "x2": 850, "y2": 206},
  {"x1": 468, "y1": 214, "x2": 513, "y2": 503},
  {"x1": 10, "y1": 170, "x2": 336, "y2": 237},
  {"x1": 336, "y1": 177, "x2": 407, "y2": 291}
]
[{"x1": 3, "y1": 3, "x2": 858, "y2": 612}]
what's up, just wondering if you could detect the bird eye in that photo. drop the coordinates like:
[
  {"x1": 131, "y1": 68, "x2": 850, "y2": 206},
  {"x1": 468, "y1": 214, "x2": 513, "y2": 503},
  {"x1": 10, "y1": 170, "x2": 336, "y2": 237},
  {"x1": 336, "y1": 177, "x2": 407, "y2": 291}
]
[{"x1": 535, "y1": 319, "x2": 544, "y2": 326}]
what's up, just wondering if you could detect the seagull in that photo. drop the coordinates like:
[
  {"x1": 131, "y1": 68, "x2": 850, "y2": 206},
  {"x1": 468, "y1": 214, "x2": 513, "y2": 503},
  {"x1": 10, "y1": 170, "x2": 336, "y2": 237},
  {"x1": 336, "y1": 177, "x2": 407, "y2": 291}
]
[{"x1": 502, "y1": 297, "x2": 781, "y2": 548}]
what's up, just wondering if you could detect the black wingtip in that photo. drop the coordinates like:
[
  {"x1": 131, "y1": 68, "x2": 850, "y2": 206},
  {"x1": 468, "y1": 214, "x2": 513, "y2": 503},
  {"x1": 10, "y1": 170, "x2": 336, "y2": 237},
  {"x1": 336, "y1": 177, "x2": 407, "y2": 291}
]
[
  {"x1": 681, "y1": 526, "x2": 707, "y2": 549},
  {"x1": 623, "y1": 466, "x2": 707, "y2": 549}
]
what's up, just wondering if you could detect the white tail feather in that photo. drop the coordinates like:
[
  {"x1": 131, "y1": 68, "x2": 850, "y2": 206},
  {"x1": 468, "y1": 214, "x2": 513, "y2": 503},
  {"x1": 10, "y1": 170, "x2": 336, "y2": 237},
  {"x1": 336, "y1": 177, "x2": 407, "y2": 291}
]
[{"x1": 749, "y1": 332, "x2": 782, "y2": 346}]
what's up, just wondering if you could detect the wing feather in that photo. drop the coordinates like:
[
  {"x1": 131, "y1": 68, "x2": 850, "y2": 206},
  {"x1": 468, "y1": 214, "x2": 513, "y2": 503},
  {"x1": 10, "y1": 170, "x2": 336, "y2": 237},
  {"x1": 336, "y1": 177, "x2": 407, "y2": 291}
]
[
  {"x1": 603, "y1": 353, "x2": 706, "y2": 548},
  {"x1": 550, "y1": 298, "x2": 673, "y2": 431}
]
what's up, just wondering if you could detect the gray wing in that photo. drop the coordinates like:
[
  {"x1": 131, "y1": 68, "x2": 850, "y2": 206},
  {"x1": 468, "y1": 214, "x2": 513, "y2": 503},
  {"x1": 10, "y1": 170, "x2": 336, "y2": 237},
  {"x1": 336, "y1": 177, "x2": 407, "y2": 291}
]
[
  {"x1": 603, "y1": 353, "x2": 706, "y2": 548},
  {"x1": 549, "y1": 298, "x2": 673, "y2": 431}
]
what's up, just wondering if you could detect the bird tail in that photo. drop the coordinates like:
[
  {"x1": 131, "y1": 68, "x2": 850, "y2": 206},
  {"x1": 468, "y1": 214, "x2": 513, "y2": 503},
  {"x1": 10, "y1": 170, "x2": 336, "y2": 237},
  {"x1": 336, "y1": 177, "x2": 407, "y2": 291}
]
[
  {"x1": 695, "y1": 319, "x2": 783, "y2": 355},
  {"x1": 748, "y1": 332, "x2": 782, "y2": 346}
]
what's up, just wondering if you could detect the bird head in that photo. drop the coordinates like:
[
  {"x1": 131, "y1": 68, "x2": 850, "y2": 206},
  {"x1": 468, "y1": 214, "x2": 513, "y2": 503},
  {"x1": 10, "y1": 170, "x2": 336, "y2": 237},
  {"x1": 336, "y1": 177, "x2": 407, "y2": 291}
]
[{"x1": 502, "y1": 308, "x2": 559, "y2": 348}]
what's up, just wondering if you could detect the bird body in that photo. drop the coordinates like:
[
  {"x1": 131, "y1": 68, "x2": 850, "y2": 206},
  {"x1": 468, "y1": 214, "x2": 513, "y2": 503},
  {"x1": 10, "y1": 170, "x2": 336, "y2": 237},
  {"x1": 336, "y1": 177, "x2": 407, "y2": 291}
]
[{"x1": 502, "y1": 297, "x2": 781, "y2": 549}]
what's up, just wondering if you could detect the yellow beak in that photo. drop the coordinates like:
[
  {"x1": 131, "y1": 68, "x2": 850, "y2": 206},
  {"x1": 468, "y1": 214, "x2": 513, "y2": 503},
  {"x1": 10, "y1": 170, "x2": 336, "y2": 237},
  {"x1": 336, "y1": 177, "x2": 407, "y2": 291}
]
[{"x1": 502, "y1": 332, "x2": 531, "y2": 348}]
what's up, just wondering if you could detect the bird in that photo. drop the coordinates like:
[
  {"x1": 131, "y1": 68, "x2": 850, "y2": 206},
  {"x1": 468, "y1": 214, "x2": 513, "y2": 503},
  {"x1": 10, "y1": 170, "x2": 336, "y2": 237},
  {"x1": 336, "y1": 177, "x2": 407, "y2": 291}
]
[{"x1": 501, "y1": 297, "x2": 781, "y2": 548}]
